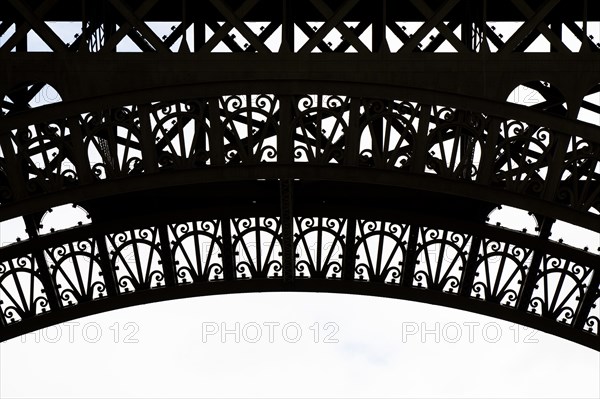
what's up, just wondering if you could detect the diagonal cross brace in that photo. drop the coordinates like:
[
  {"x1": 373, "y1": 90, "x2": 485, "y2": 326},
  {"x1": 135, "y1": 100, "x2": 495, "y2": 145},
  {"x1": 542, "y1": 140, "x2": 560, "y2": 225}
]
[
  {"x1": 201, "y1": 0, "x2": 260, "y2": 53},
  {"x1": 101, "y1": 0, "x2": 161, "y2": 53},
  {"x1": 308, "y1": 0, "x2": 370, "y2": 53},
  {"x1": 408, "y1": 0, "x2": 468, "y2": 53},
  {"x1": 109, "y1": 0, "x2": 169, "y2": 53},
  {"x1": 508, "y1": 0, "x2": 570, "y2": 53},
  {"x1": 298, "y1": 0, "x2": 361, "y2": 54},
  {"x1": 500, "y1": 0, "x2": 564, "y2": 53},
  {"x1": 2, "y1": 0, "x2": 65, "y2": 53},
  {"x1": 208, "y1": 0, "x2": 271, "y2": 53}
]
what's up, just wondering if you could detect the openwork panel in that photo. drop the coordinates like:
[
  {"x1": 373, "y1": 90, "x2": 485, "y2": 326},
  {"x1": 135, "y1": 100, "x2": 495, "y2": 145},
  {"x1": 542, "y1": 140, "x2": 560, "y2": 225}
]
[
  {"x1": 149, "y1": 100, "x2": 211, "y2": 169},
  {"x1": 10, "y1": 119, "x2": 78, "y2": 194},
  {"x1": 492, "y1": 120, "x2": 555, "y2": 197},
  {"x1": 354, "y1": 219, "x2": 409, "y2": 284},
  {"x1": 412, "y1": 227, "x2": 471, "y2": 293},
  {"x1": 358, "y1": 100, "x2": 418, "y2": 169},
  {"x1": 292, "y1": 95, "x2": 349, "y2": 164},
  {"x1": 219, "y1": 95, "x2": 279, "y2": 164},
  {"x1": 583, "y1": 288, "x2": 600, "y2": 335},
  {"x1": 1, "y1": 92, "x2": 599, "y2": 227},
  {"x1": 168, "y1": 220, "x2": 224, "y2": 284},
  {"x1": 294, "y1": 217, "x2": 346, "y2": 279},
  {"x1": 425, "y1": 107, "x2": 486, "y2": 180},
  {"x1": 105, "y1": 227, "x2": 164, "y2": 293},
  {"x1": 528, "y1": 256, "x2": 594, "y2": 326},
  {"x1": 81, "y1": 106, "x2": 143, "y2": 179},
  {"x1": 471, "y1": 239, "x2": 534, "y2": 307},
  {"x1": 231, "y1": 217, "x2": 282, "y2": 279},
  {"x1": 45, "y1": 238, "x2": 105, "y2": 307},
  {"x1": 0, "y1": 254, "x2": 49, "y2": 325},
  {"x1": 556, "y1": 137, "x2": 600, "y2": 214}
]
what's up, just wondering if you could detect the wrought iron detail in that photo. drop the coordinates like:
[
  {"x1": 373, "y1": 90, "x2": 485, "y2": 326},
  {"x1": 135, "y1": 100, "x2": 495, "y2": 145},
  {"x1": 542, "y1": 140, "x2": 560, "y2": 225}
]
[
  {"x1": 0, "y1": 254, "x2": 49, "y2": 324},
  {"x1": 0, "y1": 213, "x2": 598, "y2": 349},
  {"x1": 0, "y1": 0, "x2": 599, "y2": 352}
]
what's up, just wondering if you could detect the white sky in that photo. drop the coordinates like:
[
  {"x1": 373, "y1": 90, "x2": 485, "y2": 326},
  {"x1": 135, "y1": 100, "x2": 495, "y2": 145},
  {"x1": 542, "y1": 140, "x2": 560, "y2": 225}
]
[{"x1": 1, "y1": 17, "x2": 600, "y2": 399}]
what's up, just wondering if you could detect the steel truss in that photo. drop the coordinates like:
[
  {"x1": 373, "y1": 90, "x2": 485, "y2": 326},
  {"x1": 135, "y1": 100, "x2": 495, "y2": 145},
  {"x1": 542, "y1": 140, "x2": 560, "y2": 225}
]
[{"x1": 0, "y1": 0, "x2": 599, "y2": 351}]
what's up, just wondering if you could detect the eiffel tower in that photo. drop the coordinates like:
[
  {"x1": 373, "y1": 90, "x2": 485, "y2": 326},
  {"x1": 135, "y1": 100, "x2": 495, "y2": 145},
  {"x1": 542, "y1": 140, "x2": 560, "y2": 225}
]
[{"x1": 0, "y1": 0, "x2": 598, "y2": 351}]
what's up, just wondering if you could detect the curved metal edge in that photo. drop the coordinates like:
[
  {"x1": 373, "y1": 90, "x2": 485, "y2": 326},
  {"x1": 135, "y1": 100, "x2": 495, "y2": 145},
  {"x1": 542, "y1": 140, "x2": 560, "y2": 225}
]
[
  {"x1": 1, "y1": 279, "x2": 598, "y2": 350},
  {"x1": 1, "y1": 80, "x2": 599, "y2": 142},
  {"x1": 1, "y1": 165, "x2": 598, "y2": 238}
]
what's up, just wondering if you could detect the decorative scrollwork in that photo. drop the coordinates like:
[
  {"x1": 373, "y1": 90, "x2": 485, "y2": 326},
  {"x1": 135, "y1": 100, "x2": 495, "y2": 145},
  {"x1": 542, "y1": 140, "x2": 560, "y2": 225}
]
[
  {"x1": 0, "y1": 92, "x2": 598, "y2": 225},
  {"x1": 556, "y1": 138, "x2": 600, "y2": 214},
  {"x1": 583, "y1": 289, "x2": 600, "y2": 335},
  {"x1": 150, "y1": 100, "x2": 211, "y2": 169},
  {"x1": 0, "y1": 255, "x2": 49, "y2": 324},
  {"x1": 413, "y1": 227, "x2": 470, "y2": 293},
  {"x1": 354, "y1": 219, "x2": 409, "y2": 284},
  {"x1": 529, "y1": 256, "x2": 594, "y2": 325},
  {"x1": 471, "y1": 240, "x2": 534, "y2": 307},
  {"x1": 294, "y1": 217, "x2": 346, "y2": 279},
  {"x1": 358, "y1": 99, "x2": 417, "y2": 169},
  {"x1": 493, "y1": 120, "x2": 554, "y2": 196},
  {"x1": 425, "y1": 107, "x2": 485, "y2": 180},
  {"x1": 45, "y1": 239, "x2": 105, "y2": 306},
  {"x1": 219, "y1": 95, "x2": 278, "y2": 164},
  {"x1": 82, "y1": 106, "x2": 143, "y2": 179},
  {"x1": 231, "y1": 217, "x2": 283, "y2": 279},
  {"x1": 169, "y1": 220, "x2": 224, "y2": 283},
  {"x1": 293, "y1": 95, "x2": 349, "y2": 164},
  {"x1": 105, "y1": 227, "x2": 164, "y2": 293},
  {"x1": 10, "y1": 119, "x2": 78, "y2": 194}
]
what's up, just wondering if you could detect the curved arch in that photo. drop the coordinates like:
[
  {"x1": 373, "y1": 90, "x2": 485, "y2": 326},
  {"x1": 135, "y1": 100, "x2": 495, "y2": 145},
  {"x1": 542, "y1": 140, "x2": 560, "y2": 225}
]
[
  {"x1": 0, "y1": 85, "x2": 598, "y2": 351},
  {"x1": 0, "y1": 87, "x2": 598, "y2": 222},
  {"x1": 0, "y1": 201, "x2": 597, "y2": 349}
]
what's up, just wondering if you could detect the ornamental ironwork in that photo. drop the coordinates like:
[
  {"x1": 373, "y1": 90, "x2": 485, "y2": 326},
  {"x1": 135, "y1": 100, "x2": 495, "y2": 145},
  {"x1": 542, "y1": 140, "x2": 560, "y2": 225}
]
[{"x1": 0, "y1": 0, "x2": 598, "y2": 351}]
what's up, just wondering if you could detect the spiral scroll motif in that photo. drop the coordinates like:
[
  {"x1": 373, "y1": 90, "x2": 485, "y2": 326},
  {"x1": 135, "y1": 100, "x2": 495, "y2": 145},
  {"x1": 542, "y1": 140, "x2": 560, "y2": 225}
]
[
  {"x1": 294, "y1": 217, "x2": 346, "y2": 279},
  {"x1": 412, "y1": 227, "x2": 471, "y2": 293},
  {"x1": 45, "y1": 239, "x2": 106, "y2": 306},
  {"x1": 10, "y1": 119, "x2": 78, "y2": 195},
  {"x1": 150, "y1": 100, "x2": 212, "y2": 169},
  {"x1": 354, "y1": 220, "x2": 409, "y2": 283},
  {"x1": 292, "y1": 95, "x2": 349, "y2": 164},
  {"x1": 493, "y1": 120, "x2": 555, "y2": 197},
  {"x1": 556, "y1": 138, "x2": 600, "y2": 214},
  {"x1": 358, "y1": 99, "x2": 418, "y2": 169},
  {"x1": 232, "y1": 217, "x2": 283, "y2": 279},
  {"x1": 0, "y1": 215, "x2": 598, "y2": 348},
  {"x1": 471, "y1": 240, "x2": 533, "y2": 307},
  {"x1": 426, "y1": 107, "x2": 485, "y2": 180},
  {"x1": 220, "y1": 95, "x2": 279, "y2": 164},
  {"x1": 0, "y1": 92, "x2": 599, "y2": 226},
  {"x1": 529, "y1": 256, "x2": 594, "y2": 325},
  {"x1": 169, "y1": 220, "x2": 224, "y2": 283},
  {"x1": 0, "y1": 255, "x2": 49, "y2": 324},
  {"x1": 105, "y1": 227, "x2": 164, "y2": 293},
  {"x1": 82, "y1": 107, "x2": 144, "y2": 179}
]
